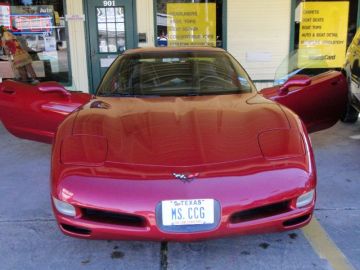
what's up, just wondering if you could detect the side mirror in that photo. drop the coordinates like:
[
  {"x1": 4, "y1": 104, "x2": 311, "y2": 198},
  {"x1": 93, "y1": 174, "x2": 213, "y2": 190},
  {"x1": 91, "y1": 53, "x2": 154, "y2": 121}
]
[
  {"x1": 36, "y1": 82, "x2": 71, "y2": 97},
  {"x1": 279, "y1": 75, "x2": 311, "y2": 95}
]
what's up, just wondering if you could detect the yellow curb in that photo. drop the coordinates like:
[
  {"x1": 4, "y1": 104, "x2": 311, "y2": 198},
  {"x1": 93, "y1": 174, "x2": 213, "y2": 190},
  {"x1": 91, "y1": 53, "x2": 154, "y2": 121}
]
[{"x1": 302, "y1": 217, "x2": 355, "y2": 270}]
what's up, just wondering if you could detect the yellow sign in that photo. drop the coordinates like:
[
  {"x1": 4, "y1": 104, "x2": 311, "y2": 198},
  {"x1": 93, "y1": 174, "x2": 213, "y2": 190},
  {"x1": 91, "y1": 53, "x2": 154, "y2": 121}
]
[
  {"x1": 167, "y1": 3, "x2": 216, "y2": 47},
  {"x1": 299, "y1": 1, "x2": 349, "y2": 68}
]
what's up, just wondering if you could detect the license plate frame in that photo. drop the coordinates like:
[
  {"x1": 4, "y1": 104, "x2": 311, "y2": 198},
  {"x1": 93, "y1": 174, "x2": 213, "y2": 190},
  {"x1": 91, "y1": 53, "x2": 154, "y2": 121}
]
[{"x1": 161, "y1": 199, "x2": 215, "y2": 226}]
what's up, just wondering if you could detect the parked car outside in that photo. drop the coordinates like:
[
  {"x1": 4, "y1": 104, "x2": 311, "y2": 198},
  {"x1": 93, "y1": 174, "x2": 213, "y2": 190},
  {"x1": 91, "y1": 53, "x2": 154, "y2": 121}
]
[{"x1": 342, "y1": 28, "x2": 360, "y2": 122}]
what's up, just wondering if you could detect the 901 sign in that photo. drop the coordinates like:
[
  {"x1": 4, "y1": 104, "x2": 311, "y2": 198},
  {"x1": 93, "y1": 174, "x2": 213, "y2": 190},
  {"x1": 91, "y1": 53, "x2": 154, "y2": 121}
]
[{"x1": 103, "y1": 1, "x2": 115, "y2": 6}]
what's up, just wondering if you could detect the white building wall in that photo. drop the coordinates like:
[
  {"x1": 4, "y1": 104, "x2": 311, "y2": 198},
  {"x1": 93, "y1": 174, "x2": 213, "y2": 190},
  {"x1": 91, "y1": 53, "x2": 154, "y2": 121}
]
[
  {"x1": 227, "y1": 0, "x2": 291, "y2": 83},
  {"x1": 66, "y1": 0, "x2": 89, "y2": 92},
  {"x1": 136, "y1": 0, "x2": 155, "y2": 47}
]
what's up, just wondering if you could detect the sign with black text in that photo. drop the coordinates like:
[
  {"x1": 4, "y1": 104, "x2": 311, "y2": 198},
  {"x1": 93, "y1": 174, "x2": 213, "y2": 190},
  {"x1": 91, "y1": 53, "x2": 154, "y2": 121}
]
[
  {"x1": 167, "y1": 3, "x2": 216, "y2": 47},
  {"x1": 299, "y1": 2, "x2": 349, "y2": 68}
]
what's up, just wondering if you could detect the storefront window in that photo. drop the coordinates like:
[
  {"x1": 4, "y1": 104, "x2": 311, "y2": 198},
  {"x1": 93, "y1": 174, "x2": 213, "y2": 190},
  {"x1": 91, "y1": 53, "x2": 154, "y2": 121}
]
[
  {"x1": 155, "y1": 0, "x2": 224, "y2": 48},
  {"x1": 294, "y1": 0, "x2": 358, "y2": 50},
  {"x1": 0, "y1": 0, "x2": 70, "y2": 84},
  {"x1": 292, "y1": 0, "x2": 357, "y2": 69},
  {"x1": 280, "y1": 0, "x2": 358, "y2": 82}
]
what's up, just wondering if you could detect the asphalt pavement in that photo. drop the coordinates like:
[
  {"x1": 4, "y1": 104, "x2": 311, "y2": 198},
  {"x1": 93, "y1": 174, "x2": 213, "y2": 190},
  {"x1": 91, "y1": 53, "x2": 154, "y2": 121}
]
[{"x1": 0, "y1": 121, "x2": 359, "y2": 270}]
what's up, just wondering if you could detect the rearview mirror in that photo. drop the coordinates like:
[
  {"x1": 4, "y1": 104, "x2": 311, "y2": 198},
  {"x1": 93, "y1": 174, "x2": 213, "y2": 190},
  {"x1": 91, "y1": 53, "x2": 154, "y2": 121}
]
[
  {"x1": 36, "y1": 82, "x2": 70, "y2": 97},
  {"x1": 279, "y1": 75, "x2": 311, "y2": 95}
]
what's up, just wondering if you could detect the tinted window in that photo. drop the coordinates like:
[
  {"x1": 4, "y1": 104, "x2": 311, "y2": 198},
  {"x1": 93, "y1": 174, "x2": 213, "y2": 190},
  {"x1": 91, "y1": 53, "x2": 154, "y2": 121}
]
[{"x1": 97, "y1": 51, "x2": 254, "y2": 97}]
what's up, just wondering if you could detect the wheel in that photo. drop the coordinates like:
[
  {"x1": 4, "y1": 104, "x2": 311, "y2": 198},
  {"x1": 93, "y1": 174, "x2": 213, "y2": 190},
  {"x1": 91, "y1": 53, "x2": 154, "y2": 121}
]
[{"x1": 341, "y1": 101, "x2": 359, "y2": 123}]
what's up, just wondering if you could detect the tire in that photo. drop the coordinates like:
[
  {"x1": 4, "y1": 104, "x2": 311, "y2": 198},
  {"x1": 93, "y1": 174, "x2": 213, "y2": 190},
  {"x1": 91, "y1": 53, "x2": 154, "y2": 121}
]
[{"x1": 341, "y1": 102, "x2": 359, "y2": 123}]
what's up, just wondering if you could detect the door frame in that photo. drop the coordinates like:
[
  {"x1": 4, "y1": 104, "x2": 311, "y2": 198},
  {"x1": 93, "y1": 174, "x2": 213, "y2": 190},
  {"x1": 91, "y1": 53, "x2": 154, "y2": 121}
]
[{"x1": 84, "y1": 0, "x2": 138, "y2": 93}]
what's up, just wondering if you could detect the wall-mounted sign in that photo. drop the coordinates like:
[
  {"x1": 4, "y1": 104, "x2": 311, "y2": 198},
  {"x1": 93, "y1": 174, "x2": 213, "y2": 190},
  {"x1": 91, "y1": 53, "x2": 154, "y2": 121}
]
[
  {"x1": 167, "y1": 3, "x2": 216, "y2": 47},
  {"x1": 11, "y1": 5, "x2": 54, "y2": 15},
  {"x1": 298, "y1": 1, "x2": 349, "y2": 68},
  {"x1": 9, "y1": 5, "x2": 54, "y2": 35},
  {"x1": 100, "y1": 57, "x2": 116, "y2": 68},
  {"x1": 11, "y1": 14, "x2": 53, "y2": 35},
  {"x1": 44, "y1": 36, "x2": 57, "y2": 51},
  {"x1": 246, "y1": 52, "x2": 273, "y2": 62},
  {"x1": 65, "y1": 14, "x2": 85, "y2": 21},
  {"x1": 0, "y1": 4, "x2": 11, "y2": 28}
]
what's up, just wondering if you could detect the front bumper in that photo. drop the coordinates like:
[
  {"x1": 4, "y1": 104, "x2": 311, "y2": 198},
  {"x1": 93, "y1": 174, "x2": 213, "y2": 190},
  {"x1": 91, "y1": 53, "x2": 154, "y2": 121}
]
[
  {"x1": 52, "y1": 168, "x2": 315, "y2": 241},
  {"x1": 54, "y1": 203, "x2": 314, "y2": 242}
]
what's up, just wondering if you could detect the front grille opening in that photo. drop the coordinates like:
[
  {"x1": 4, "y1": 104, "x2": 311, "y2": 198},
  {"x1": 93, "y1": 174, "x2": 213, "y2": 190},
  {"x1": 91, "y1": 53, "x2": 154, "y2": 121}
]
[
  {"x1": 61, "y1": 224, "x2": 91, "y2": 235},
  {"x1": 230, "y1": 200, "x2": 291, "y2": 223},
  {"x1": 283, "y1": 214, "x2": 311, "y2": 227},
  {"x1": 81, "y1": 208, "x2": 146, "y2": 227}
]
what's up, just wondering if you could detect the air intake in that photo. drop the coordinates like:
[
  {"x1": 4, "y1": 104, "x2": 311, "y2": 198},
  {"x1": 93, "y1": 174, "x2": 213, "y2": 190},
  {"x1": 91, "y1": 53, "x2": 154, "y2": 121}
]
[
  {"x1": 61, "y1": 224, "x2": 91, "y2": 235},
  {"x1": 82, "y1": 208, "x2": 146, "y2": 227},
  {"x1": 230, "y1": 200, "x2": 291, "y2": 223}
]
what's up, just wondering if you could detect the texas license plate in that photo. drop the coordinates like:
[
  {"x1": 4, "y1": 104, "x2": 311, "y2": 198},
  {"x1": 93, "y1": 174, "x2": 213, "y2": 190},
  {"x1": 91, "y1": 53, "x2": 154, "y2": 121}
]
[{"x1": 161, "y1": 199, "x2": 214, "y2": 226}]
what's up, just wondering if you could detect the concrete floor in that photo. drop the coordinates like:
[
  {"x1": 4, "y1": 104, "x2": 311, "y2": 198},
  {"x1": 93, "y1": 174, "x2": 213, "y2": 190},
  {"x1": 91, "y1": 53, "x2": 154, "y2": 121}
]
[{"x1": 0, "y1": 121, "x2": 359, "y2": 270}]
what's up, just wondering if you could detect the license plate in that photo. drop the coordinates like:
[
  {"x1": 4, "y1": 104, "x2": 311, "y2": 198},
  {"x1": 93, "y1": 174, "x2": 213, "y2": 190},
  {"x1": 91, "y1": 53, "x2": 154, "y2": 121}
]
[{"x1": 161, "y1": 199, "x2": 214, "y2": 226}]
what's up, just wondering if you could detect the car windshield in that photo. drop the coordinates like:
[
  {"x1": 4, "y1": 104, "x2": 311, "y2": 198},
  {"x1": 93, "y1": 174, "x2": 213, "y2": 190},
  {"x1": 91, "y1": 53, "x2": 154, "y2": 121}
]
[{"x1": 96, "y1": 51, "x2": 254, "y2": 97}]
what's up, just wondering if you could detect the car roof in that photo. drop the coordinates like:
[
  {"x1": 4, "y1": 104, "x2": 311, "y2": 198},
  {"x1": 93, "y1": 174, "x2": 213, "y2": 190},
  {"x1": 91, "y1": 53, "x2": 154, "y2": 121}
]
[{"x1": 124, "y1": 46, "x2": 225, "y2": 55}]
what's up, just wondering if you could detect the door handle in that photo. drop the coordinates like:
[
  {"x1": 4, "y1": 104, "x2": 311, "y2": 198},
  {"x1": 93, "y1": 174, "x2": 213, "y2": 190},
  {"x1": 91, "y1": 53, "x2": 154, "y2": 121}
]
[{"x1": 2, "y1": 88, "x2": 16, "y2": 95}]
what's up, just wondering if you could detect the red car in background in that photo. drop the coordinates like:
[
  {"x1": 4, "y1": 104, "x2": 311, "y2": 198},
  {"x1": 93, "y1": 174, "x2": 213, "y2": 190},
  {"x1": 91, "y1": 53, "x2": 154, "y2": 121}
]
[{"x1": 0, "y1": 47, "x2": 348, "y2": 241}]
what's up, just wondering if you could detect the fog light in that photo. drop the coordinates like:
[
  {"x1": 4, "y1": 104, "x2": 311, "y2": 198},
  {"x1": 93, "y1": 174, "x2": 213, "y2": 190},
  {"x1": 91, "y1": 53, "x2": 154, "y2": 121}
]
[
  {"x1": 296, "y1": 190, "x2": 315, "y2": 208},
  {"x1": 53, "y1": 197, "x2": 76, "y2": 217}
]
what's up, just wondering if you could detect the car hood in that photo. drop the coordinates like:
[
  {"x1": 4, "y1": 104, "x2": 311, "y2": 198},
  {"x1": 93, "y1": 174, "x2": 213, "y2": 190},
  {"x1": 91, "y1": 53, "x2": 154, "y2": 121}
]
[{"x1": 71, "y1": 94, "x2": 290, "y2": 167}]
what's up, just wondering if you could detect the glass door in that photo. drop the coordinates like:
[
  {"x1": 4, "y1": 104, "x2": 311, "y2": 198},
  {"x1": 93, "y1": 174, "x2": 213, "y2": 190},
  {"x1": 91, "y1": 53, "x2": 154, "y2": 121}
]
[{"x1": 86, "y1": 0, "x2": 136, "y2": 91}]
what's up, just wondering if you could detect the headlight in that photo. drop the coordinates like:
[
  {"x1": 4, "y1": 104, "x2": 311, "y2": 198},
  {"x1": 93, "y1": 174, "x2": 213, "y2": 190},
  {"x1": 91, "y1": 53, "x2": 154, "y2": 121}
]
[
  {"x1": 53, "y1": 197, "x2": 76, "y2": 217},
  {"x1": 296, "y1": 189, "x2": 315, "y2": 208}
]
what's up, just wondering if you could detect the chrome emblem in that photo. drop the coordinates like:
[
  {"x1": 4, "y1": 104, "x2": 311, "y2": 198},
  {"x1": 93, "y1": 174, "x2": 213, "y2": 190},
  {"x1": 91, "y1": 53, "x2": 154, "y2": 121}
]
[{"x1": 172, "y1": 173, "x2": 199, "y2": 183}]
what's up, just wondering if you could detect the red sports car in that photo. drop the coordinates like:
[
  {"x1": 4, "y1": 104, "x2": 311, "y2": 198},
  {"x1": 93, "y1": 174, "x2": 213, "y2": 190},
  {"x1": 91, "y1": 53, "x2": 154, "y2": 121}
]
[{"x1": 0, "y1": 47, "x2": 348, "y2": 241}]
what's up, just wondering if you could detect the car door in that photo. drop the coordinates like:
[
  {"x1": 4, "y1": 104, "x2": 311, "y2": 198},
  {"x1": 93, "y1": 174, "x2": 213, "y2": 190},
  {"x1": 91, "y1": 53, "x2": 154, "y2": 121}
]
[
  {"x1": 260, "y1": 70, "x2": 348, "y2": 133},
  {"x1": 0, "y1": 80, "x2": 91, "y2": 143},
  {"x1": 348, "y1": 28, "x2": 360, "y2": 80}
]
